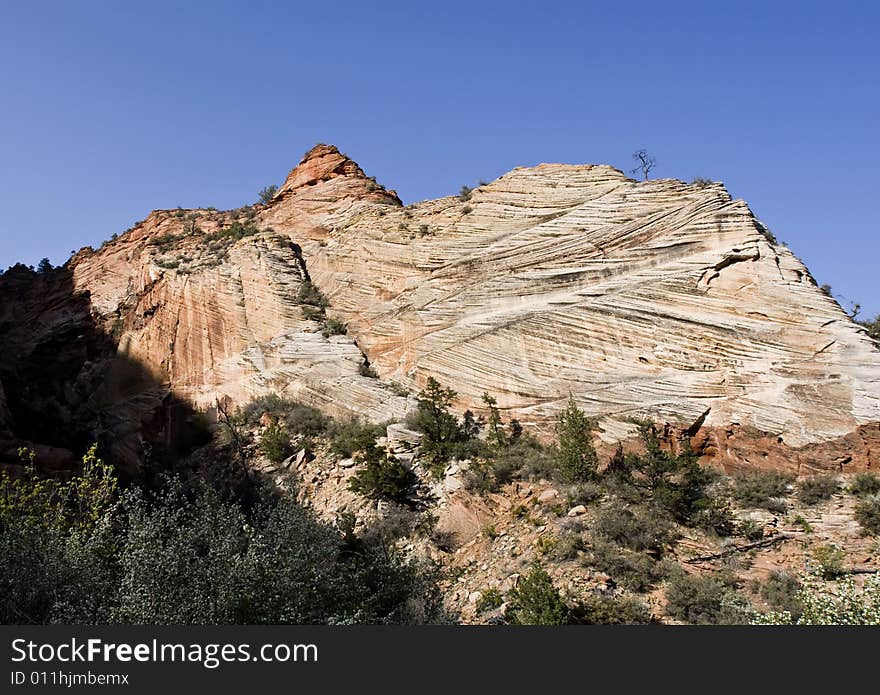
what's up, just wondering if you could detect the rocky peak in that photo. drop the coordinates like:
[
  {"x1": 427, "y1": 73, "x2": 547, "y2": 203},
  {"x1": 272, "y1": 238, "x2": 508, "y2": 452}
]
[{"x1": 273, "y1": 143, "x2": 401, "y2": 205}]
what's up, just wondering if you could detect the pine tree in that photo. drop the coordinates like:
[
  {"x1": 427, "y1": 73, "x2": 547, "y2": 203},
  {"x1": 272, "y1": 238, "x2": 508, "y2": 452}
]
[
  {"x1": 555, "y1": 394, "x2": 598, "y2": 482},
  {"x1": 412, "y1": 377, "x2": 463, "y2": 464}
]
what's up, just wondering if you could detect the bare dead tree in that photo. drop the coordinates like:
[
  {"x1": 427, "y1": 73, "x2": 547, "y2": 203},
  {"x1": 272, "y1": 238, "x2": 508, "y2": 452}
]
[
  {"x1": 631, "y1": 149, "x2": 657, "y2": 180},
  {"x1": 216, "y1": 397, "x2": 246, "y2": 455}
]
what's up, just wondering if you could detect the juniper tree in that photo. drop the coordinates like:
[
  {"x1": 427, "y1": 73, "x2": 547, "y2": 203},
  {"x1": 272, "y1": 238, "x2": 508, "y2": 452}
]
[{"x1": 554, "y1": 394, "x2": 598, "y2": 482}]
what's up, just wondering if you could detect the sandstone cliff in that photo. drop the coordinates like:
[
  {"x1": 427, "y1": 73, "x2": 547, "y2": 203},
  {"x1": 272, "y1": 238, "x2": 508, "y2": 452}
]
[{"x1": 1, "y1": 144, "x2": 878, "y2": 471}]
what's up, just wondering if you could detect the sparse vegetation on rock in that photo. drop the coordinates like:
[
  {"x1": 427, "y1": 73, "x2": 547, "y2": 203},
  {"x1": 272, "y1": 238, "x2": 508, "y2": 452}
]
[{"x1": 257, "y1": 184, "x2": 278, "y2": 204}]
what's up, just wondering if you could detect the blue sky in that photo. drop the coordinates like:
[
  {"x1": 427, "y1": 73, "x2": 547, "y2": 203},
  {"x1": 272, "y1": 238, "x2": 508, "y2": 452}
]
[{"x1": 1, "y1": 1, "x2": 877, "y2": 315}]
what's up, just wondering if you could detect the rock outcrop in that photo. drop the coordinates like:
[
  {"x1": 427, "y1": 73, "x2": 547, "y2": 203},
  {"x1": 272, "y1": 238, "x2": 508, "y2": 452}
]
[{"x1": 1, "y1": 144, "x2": 878, "y2": 470}]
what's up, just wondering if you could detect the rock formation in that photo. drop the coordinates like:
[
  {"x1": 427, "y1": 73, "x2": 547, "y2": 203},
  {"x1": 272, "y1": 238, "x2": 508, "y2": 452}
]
[{"x1": 1, "y1": 143, "x2": 878, "y2": 471}]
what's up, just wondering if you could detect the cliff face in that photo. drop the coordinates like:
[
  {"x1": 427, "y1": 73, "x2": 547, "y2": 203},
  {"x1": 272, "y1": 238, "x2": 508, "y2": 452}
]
[{"x1": 1, "y1": 144, "x2": 878, "y2": 471}]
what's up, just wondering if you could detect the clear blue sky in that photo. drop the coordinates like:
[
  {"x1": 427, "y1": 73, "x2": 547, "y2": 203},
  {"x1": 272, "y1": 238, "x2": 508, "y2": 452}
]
[{"x1": 1, "y1": 1, "x2": 877, "y2": 315}]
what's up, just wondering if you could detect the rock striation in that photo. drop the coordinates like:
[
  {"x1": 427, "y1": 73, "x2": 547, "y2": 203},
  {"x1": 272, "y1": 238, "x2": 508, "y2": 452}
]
[{"x1": 1, "y1": 144, "x2": 878, "y2": 470}]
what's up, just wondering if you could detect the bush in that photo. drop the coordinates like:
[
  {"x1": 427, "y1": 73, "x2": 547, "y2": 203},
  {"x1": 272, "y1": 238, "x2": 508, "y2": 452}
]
[
  {"x1": 567, "y1": 481, "x2": 602, "y2": 507},
  {"x1": 586, "y1": 540, "x2": 667, "y2": 592},
  {"x1": 464, "y1": 434, "x2": 549, "y2": 493},
  {"x1": 257, "y1": 185, "x2": 278, "y2": 204},
  {"x1": 259, "y1": 421, "x2": 293, "y2": 464},
  {"x1": 297, "y1": 280, "x2": 329, "y2": 312},
  {"x1": 1, "y1": 462, "x2": 445, "y2": 624},
  {"x1": 322, "y1": 317, "x2": 347, "y2": 337},
  {"x1": 349, "y1": 444, "x2": 416, "y2": 504},
  {"x1": 797, "y1": 474, "x2": 839, "y2": 505},
  {"x1": 594, "y1": 505, "x2": 676, "y2": 554},
  {"x1": 664, "y1": 571, "x2": 750, "y2": 625},
  {"x1": 732, "y1": 470, "x2": 794, "y2": 510},
  {"x1": 203, "y1": 221, "x2": 260, "y2": 244},
  {"x1": 359, "y1": 362, "x2": 379, "y2": 378},
  {"x1": 302, "y1": 305, "x2": 325, "y2": 321},
  {"x1": 327, "y1": 419, "x2": 385, "y2": 458},
  {"x1": 458, "y1": 185, "x2": 472, "y2": 202},
  {"x1": 605, "y1": 423, "x2": 719, "y2": 527},
  {"x1": 475, "y1": 588, "x2": 503, "y2": 614},
  {"x1": 760, "y1": 570, "x2": 803, "y2": 619},
  {"x1": 505, "y1": 564, "x2": 571, "y2": 625},
  {"x1": 738, "y1": 518, "x2": 764, "y2": 541},
  {"x1": 554, "y1": 395, "x2": 598, "y2": 482},
  {"x1": 849, "y1": 472, "x2": 880, "y2": 497},
  {"x1": 573, "y1": 594, "x2": 652, "y2": 625},
  {"x1": 551, "y1": 531, "x2": 585, "y2": 561},
  {"x1": 854, "y1": 496, "x2": 880, "y2": 536},
  {"x1": 239, "y1": 394, "x2": 328, "y2": 437},
  {"x1": 753, "y1": 573, "x2": 880, "y2": 625},
  {"x1": 811, "y1": 544, "x2": 846, "y2": 579},
  {"x1": 691, "y1": 497, "x2": 736, "y2": 536}
]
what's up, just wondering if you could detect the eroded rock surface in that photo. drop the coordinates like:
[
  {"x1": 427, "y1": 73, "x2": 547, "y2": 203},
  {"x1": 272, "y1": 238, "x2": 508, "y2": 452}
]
[{"x1": 1, "y1": 143, "x2": 878, "y2": 469}]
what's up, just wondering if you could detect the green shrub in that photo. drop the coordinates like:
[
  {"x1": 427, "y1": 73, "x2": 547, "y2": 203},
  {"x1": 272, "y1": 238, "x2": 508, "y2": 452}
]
[
  {"x1": 239, "y1": 394, "x2": 328, "y2": 437},
  {"x1": 567, "y1": 481, "x2": 602, "y2": 507},
  {"x1": 797, "y1": 474, "x2": 839, "y2": 505},
  {"x1": 586, "y1": 540, "x2": 667, "y2": 592},
  {"x1": 551, "y1": 530, "x2": 585, "y2": 561},
  {"x1": 664, "y1": 571, "x2": 750, "y2": 625},
  {"x1": 691, "y1": 497, "x2": 736, "y2": 536},
  {"x1": 732, "y1": 470, "x2": 794, "y2": 510},
  {"x1": 759, "y1": 570, "x2": 803, "y2": 619},
  {"x1": 849, "y1": 472, "x2": 880, "y2": 497},
  {"x1": 854, "y1": 496, "x2": 880, "y2": 536},
  {"x1": 260, "y1": 421, "x2": 293, "y2": 464},
  {"x1": 322, "y1": 317, "x2": 347, "y2": 337},
  {"x1": 349, "y1": 445, "x2": 416, "y2": 504},
  {"x1": 510, "y1": 435, "x2": 556, "y2": 481},
  {"x1": 594, "y1": 505, "x2": 676, "y2": 554},
  {"x1": 1, "y1": 467, "x2": 445, "y2": 624},
  {"x1": 458, "y1": 185, "x2": 472, "y2": 202},
  {"x1": 327, "y1": 419, "x2": 385, "y2": 458},
  {"x1": 302, "y1": 305, "x2": 325, "y2": 321},
  {"x1": 257, "y1": 185, "x2": 278, "y2": 204},
  {"x1": 297, "y1": 280, "x2": 329, "y2": 311},
  {"x1": 573, "y1": 594, "x2": 652, "y2": 624},
  {"x1": 792, "y1": 514, "x2": 814, "y2": 533},
  {"x1": 506, "y1": 564, "x2": 571, "y2": 625},
  {"x1": 148, "y1": 233, "x2": 179, "y2": 248},
  {"x1": 753, "y1": 572, "x2": 880, "y2": 625},
  {"x1": 605, "y1": 423, "x2": 719, "y2": 527},
  {"x1": 738, "y1": 518, "x2": 764, "y2": 541},
  {"x1": 203, "y1": 221, "x2": 260, "y2": 244},
  {"x1": 465, "y1": 434, "x2": 549, "y2": 493},
  {"x1": 475, "y1": 588, "x2": 503, "y2": 614},
  {"x1": 811, "y1": 544, "x2": 846, "y2": 579}
]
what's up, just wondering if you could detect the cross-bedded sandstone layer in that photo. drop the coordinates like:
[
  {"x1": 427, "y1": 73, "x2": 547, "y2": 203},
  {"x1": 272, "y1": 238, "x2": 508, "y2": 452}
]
[{"x1": 2, "y1": 144, "x2": 878, "y2": 470}]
